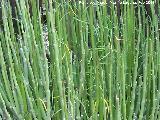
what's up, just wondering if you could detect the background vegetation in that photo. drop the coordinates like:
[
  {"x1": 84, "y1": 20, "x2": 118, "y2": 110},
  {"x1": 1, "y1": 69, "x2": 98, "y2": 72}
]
[{"x1": 0, "y1": 0, "x2": 160, "y2": 119}]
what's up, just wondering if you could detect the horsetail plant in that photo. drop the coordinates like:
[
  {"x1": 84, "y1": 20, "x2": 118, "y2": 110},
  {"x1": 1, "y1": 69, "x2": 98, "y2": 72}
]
[{"x1": 0, "y1": 0, "x2": 160, "y2": 119}]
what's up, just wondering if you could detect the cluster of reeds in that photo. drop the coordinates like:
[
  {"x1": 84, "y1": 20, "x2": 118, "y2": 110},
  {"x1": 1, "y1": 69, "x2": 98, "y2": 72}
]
[{"x1": 0, "y1": 0, "x2": 160, "y2": 119}]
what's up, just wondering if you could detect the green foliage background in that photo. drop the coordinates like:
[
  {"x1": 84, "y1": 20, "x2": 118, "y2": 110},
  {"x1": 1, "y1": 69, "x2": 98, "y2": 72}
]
[{"x1": 0, "y1": 0, "x2": 160, "y2": 119}]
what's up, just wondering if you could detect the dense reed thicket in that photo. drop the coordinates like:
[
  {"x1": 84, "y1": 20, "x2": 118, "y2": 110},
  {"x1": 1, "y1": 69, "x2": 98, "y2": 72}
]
[{"x1": 0, "y1": 0, "x2": 160, "y2": 119}]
